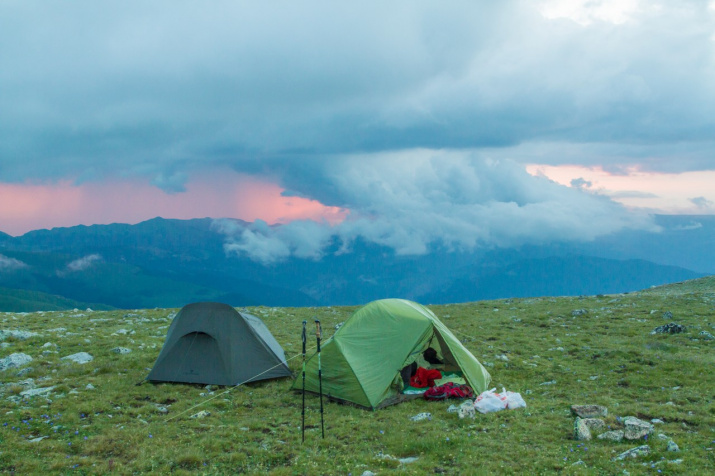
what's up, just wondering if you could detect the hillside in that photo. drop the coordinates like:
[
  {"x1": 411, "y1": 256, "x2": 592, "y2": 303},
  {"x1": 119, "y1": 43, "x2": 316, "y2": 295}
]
[
  {"x1": 0, "y1": 280, "x2": 713, "y2": 473},
  {"x1": 1, "y1": 215, "x2": 712, "y2": 311},
  {"x1": 0, "y1": 286, "x2": 114, "y2": 313}
]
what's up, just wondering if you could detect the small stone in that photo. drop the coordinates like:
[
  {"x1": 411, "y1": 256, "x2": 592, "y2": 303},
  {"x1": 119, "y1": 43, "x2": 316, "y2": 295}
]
[
  {"x1": 85, "y1": 384, "x2": 95, "y2": 390},
  {"x1": 190, "y1": 410, "x2": 211, "y2": 419},
  {"x1": 623, "y1": 416, "x2": 654, "y2": 440},
  {"x1": 574, "y1": 417, "x2": 592, "y2": 441},
  {"x1": 111, "y1": 347, "x2": 131, "y2": 354},
  {"x1": 446, "y1": 404, "x2": 459, "y2": 413},
  {"x1": 613, "y1": 445, "x2": 650, "y2": 461},
  {"x1": 667, "y1": 440, "x2": 680, "y2": 452},
  {"x1": 571, "y1": 309, "x2": 588, "y2": 316},
  {"x1": 598, "y1": 430, "x2": 624, "y2": 442},
  {"x1": 409, "y1": 412, "x2": 431, "y2": 422},
  {"x1": 699, "y1": 331, "x2": 714, "y2": 340},
  {"x1": 662, "y1": 311, "x2": 673, "y2": 319},
  {"x1": 571, "y1": 405, "x2": 608, "y2": 418},
  {"x1": 496, "y1": 354, "x2": 509, "y2": 361}
]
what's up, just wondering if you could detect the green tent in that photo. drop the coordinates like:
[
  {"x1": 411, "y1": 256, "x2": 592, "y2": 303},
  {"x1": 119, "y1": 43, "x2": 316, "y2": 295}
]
[
  {"x1": 293, "y1": 298, "x2": 491, "y2": 409},
  {"x1": 148, "y1": 302, "x2": 291, "y2": 386}
]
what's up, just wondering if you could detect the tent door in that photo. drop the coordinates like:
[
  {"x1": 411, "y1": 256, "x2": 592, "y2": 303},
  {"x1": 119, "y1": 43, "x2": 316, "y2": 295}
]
[{"x1": 165, "y1": 332, "x2": 227, "y2": 384}]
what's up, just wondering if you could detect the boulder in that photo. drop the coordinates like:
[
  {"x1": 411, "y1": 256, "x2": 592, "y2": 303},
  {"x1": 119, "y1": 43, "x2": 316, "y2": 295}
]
[
  {"x1": 574, "y1": 417, "x2": 591, "y2": 441},
  {"x1": 0, "y1": 352, "x2": 33, "y2": 372},
  {"x1": 623, "y1": 416, "x2": 654, "y2": 440},
  {"x1": 582, "y1": 418, "x2": 606, "y2": 435}
]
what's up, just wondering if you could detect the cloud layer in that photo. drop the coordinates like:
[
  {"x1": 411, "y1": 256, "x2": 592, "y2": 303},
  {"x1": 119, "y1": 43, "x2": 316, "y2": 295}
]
[
  {"x1": 1, "y1": 0, "x2": 714, "y2": 188},
  {"x1": 218, "y1": 153, "x2": 658, "y2": 263}
]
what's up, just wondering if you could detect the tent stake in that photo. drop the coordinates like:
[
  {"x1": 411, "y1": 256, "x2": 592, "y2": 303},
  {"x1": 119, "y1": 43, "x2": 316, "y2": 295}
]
[
  {"x1": 315, "y1": 319, "x2": 325, "y2": 438},
  {"x1": 301, "y1": 320, "x2": 307, "y2": 443}
]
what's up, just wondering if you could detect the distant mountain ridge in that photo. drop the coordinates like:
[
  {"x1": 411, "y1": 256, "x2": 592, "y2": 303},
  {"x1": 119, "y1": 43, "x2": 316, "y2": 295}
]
[{"x1": 0, "y1": 215, "x2": 712, "y2": 311}]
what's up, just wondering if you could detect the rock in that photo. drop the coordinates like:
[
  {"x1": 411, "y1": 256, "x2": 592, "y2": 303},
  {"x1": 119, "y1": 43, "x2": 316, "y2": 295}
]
[
  {"x1": 458, "y1": 401, "x2": 476, "y2": 419},
  {"x1": 0, "y1": 352, "x2": 33, "y2": 372},
  {"x1": 156, "y1": 406, "x2": 169, "y2": 414},
  {"x1": 651, "y1": 323, "x2": 686, "y2": 335},
  {"x1": 598, "y1": 430, "x2": 624, "y2": 442},
  {"x1": 409, "y1": 412, "x2": 431, "y2": 422},
  {"x1": 574, "y1": 417, "x2": 592, "y2": 441},
  {"x1": 29, "y1": 436, "x2": 48, "y2": 443},
  {"x1": 496, "y1": 354, "x2": 509, "y2": 361},
  {"x1": 582, "y1": 418, "x2": 606, "y2": 435},
  {"x1": 190, "y1": 410, "x2": 211, "y2": 419},
  {"x1": 662, "y1": 311, "x2": 673, "y2": 319},
  {"x1": 85, "y1": 384, "x2": 96, "y2": 390},
  {"x1": 361, "y1": 472, "x2": 376, "y2": 476},
  {"x1": 539, "y1": 380, "x2": 557, "y2": 386},
  {"x1": 398, "y1": 456, "x2": 419, "y2": 464},
  {"x1": 571, "y1": 404, "x2": 608, "y2": 418},
  {"x1": 571, "y1": 309, "x2": 588, "y2": 316},
  {"x1": 699, "y1": 331, "x2": 714, "y2": 340},
  {"x1": 446, "y1": 404, "x2": 459, "y2": 413},
  {"x1": 613, "y1": 445, "x2": 650, "y2": 461},
  {"x1": 623, "y1": 416, "x2": 654, "y2": 440},
  {"x1": 20, "y1": 386, "x2": 54, "y2": 397},
  {"x1": 667, "y1": 440, "x2": 680, "y2": 452},
  {"x1": 61, "y1": 352, "x2": 93, "y2": 364},
  {"x1": 0, "y1": 330, "x2": 38, "y2": 341},
  {"x1": 111, "y1": 347, "x2": 131, "y2": 354}
]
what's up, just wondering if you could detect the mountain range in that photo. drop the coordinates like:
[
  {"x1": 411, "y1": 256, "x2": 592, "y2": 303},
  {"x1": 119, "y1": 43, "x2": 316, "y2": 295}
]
[{"x1": 0, "y1": 214, "x2": 713, "y2": 311}]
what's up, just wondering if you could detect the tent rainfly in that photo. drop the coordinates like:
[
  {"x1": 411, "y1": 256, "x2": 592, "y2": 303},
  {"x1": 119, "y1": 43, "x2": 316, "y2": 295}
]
[
  {"x1": 293, "y1": 298, "x2": 491, "y2": 409},
  {"x1": 148, "y1": 302, "x2": 291, "y2": 385}
]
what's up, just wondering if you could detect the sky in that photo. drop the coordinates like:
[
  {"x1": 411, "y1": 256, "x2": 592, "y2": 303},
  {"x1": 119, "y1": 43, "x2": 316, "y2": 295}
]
[{"x1": 1, "y1": 0, "x2": 714, "y2": 263}]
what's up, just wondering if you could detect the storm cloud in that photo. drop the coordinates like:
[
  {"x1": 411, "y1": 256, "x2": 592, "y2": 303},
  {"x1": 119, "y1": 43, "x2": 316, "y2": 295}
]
[
  {"x1": 218, "y1": 153, "x2": 658, "y2": 263},
  {"x1": 1, "y1": 0, "x2": 714, "y2": 187}
]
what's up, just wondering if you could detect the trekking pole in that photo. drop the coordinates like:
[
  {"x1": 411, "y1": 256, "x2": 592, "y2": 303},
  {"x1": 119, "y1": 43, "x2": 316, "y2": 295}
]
[
  {"x1": 315, "y1": 318, "x2": 325, "y2": 438},
  {"x1": 301, "y1": 320, "x2": 307, "y2": 443}
]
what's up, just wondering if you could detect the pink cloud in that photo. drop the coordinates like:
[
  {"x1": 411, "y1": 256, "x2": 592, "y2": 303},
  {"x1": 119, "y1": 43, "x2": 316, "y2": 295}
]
[
  {"x1": 0, "y1": 171, "x2": 347, "y2": 236},
  {"x1": 526, "y1": 164, "x2": 715, "y2": 214}
]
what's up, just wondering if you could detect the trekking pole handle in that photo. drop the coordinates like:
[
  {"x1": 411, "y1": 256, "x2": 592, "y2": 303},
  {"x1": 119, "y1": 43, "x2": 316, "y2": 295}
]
[
  {"x1": 302, "y1": 320, "x2": 307, "y2": 355},
  {"x1": 314, "y1": 319, "x2": 322, "y2": 351}
]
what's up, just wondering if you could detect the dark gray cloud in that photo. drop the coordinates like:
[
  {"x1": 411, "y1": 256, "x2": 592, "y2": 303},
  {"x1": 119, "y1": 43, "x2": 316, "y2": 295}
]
[{"x1": 1, "y1": 0, "x2": 714, "y2": 188}]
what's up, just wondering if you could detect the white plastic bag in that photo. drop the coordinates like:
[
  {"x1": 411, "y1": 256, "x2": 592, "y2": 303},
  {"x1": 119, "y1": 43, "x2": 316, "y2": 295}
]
[
  {"x1": 505, "y1": 390, "x2": 526, "y2": 410},
  {"x1": 474, "y1": 388, "x2": 507, "y2": 414}
]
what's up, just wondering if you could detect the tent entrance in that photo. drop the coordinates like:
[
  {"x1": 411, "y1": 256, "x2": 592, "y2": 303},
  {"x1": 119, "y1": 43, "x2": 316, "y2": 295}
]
[{"x1": 164, "y1": 332, "x2": 227, "y2": 384}]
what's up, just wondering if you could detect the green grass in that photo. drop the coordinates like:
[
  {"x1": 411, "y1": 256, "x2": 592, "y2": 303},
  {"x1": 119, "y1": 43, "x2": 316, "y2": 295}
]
[{"x1": 1, "y1": 280, "x2": 714, "y2": 474}]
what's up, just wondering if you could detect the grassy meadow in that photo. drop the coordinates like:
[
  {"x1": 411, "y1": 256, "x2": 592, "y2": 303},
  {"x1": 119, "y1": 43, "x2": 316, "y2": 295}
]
[{"x1": 1, "y1": 278, "x2": 714, "y2": 474}]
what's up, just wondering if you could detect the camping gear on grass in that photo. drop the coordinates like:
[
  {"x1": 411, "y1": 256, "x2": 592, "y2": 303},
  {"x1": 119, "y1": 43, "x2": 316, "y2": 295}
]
[
  {"x1": 147, "y1": 302, "x2": 291, "y2": 385},
  {"x1": 292, "y1": 298, "x2": 491, "y2": 410}
]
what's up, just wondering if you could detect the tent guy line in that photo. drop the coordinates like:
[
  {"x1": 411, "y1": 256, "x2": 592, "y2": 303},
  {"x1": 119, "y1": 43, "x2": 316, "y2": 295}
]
[{"x1": 164, "y1": 350, "x2": 310, "y2": 423}]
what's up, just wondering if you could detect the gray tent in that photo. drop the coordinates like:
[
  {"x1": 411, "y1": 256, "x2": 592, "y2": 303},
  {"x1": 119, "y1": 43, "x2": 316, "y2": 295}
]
[{"x1": 148, "y1": 302, "x2": 292, "y2": 385}]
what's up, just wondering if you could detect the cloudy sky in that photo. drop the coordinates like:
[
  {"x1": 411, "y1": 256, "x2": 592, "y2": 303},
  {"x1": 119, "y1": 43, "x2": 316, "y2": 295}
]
[{"x1": 1, "y1": 1, "x2": 714, "y2": 261}]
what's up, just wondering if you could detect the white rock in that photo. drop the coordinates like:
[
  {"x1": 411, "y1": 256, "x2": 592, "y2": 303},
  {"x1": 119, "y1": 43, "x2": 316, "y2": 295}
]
[{"x1": 61, "y1": 352, "x2": 93, "y2": 364}]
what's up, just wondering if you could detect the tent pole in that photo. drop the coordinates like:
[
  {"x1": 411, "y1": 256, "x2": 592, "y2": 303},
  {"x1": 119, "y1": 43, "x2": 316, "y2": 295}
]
[
  {"x1": 301, "y1": 320, "x2": 307, "y2": 443},
  {"x1": 315, "y1": 319, "x2": 325, "y2": 438}
]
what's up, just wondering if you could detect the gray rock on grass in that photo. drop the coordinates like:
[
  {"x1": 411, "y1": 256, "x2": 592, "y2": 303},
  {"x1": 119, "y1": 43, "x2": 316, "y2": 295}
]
[
  {"x1": 613, "y1": 445, "x2": 650, "y2": 461},
  {"x1": 574, "y1": 417, "x2": 592, "y2": 441},
  {"x1": 623, "y1": 416, "x2": 654, "y2": 440},
  {"x1": 0, "y1": 352, "x2": 33, "y2": 371},
  {"x1": 61, "y1": 352, "x2": 93, "y2": 364}
]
